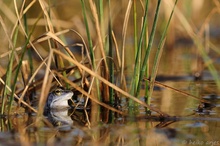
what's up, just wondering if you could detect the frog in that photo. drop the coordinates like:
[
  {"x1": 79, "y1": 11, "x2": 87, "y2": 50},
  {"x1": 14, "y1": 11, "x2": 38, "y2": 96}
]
[{"x1": 44, "y1": 87, "x2": 73, "y2": 110}]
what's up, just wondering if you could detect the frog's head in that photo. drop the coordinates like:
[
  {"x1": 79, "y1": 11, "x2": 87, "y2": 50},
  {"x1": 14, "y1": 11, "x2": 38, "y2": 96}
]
[{"x1": 45, "y1": 88, "x2": 73, "y2": 110}]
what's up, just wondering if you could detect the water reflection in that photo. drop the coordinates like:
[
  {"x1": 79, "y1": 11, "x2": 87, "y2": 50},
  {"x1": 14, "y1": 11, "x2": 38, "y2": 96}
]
[
  {"x1": 1, "y1": 108, "x2": 220, "y2": 145},
  {"x1": 44, "y1": 108, "x2": 90, "y2": 130},
  {"x1": 44, "y1": 109, "x2": 73, "y2": 129}
]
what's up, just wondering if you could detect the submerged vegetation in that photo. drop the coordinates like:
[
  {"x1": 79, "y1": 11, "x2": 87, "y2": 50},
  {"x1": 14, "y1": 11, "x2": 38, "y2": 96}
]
[{"x1": 1, "y1": 0, "x2": 220, "y2": 145}]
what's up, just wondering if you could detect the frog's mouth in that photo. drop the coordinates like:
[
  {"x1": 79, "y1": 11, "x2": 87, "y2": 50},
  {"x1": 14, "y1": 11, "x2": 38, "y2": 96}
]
[{"x1": 50, "y1": 92, "x2": 73, "y2": 109}]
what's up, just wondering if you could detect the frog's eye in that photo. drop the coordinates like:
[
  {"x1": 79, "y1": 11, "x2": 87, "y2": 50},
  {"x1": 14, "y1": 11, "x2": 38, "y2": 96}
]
[{"x1": 54, "y1": 88, "x2": 62, "y2": 96}]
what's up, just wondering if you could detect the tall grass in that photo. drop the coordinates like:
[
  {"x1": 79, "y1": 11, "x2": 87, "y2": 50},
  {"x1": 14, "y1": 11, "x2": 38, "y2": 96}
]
[
  {"x1": 5, "y1": 0, "x2": 218, "y2": 118},
  {"x1": 0, "y1": 0, "x2": 178, "y2": 116}
]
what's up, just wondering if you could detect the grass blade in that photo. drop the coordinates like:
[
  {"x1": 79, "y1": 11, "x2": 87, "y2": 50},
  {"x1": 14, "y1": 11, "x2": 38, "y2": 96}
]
[
  {"x1": 148, "y1": 0, "x2": 178, "y2": 104},
  {"x1": 135, "y1": 0, "x2": 162, "y2": 97},
  {"x1": 80, "y1": 0, "x2": 95, "y2": 67},
  {"x1": 108, "y1": 0, "x2": 114, "y2": 104},
  {"x1": 130, "y1": 0, "x2": 149, "y2": 99},
  {"x1": 0, "y1": 24, "x2": 19, "y2": 114}
]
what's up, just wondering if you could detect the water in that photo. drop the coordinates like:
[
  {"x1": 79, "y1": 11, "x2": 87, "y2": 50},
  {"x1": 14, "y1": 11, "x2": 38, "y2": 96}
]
[{"x1": 0, "y1": 78, "x2": 220, "y2": 145}]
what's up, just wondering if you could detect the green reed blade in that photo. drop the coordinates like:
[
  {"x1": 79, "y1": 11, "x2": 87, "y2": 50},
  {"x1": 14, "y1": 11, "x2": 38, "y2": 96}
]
[
  {"x1": 81, "y1": 0, "x2": 101, "y2": 102},
  {"x1": 7, "y1": 15, "x2": 40, "y2": 114},
  {"x1": 23, "y1": 5, "x2": 33, "y2": 78},
  {"x1": 108, "y1": 0, "x2": 114, "y2": 104},
  {"x1": 148, "y1": 0, "x2": 178, "y2": 103},
  {"x1": 135, "y1": 0, "x2": 162, "y2": 97},
  {"x1": 144, "y1": 16, "x2": 149, "y2": 104},
  {"x1": 1, "y1": 27, "x2": 19, "y2": 114},
  {"x1": 8, "y1": 33, "x2": 32, "y2": 114},
  {"x1": 81, "y1": 0, "x2": 95, "y2": 67},
  {"x1": 133, "y1": 0, "x2": 138, "y2": 58},
  {"x1": 133, "y1": 0, "x2": 139, "y2": 92},
  {"x1": 130, "y1": 0, "x2": 149, "y2": 99}
]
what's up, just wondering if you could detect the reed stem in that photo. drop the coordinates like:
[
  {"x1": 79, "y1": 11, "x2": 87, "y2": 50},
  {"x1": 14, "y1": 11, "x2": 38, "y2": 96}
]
[
  {"x1": 130, "y1": 0, "x2": 149, "y2": 98},
  {"x1": 148, "y1": 0, "x2": 178, "y2": 102},
  {"x1": 1, "y1": 27, "x2": 19, "y2": 114},
  {"x1": 108, "y1": 0, "x2": 114, "y2": 104},
  {"x1": 135, "y1": 0, "x2": 161, "y2": 97}
]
